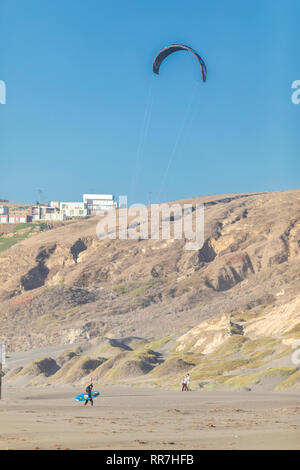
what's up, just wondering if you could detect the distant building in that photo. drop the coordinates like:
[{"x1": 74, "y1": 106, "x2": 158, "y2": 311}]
[
  {"x1": 83, "y1": 194, "x2": 117, "y2": 214},
  {"x1": 32, "y1": 205, "x2": 48, "y2": 221},
  {"x1": 0, "y1": 214, "x2": 9, "y2": 223},
  {"x1": 32, "y1": 204, "x2": 65, "y2": 221},
  {"x1": 44, "y1": 211, "x2": 66, "y2": 221},
  {"x1": 0, "y1": 206, "x2": 33, "y2": 224},
  {"x1": 27, "y1": 193, "x2": 118, "y2": 221},
  {"x1": 0, "y1": 205, "x2": 9, "y2": 215},
  {"x1": 8, "y1": 215, "x2": 32, "y2": 224},
  {"x1": 49, "y1": 200, "x2": 60, "y2": 209},
  {"x1": 60, "y1": 202, "x2": 88, "y2": 218}
]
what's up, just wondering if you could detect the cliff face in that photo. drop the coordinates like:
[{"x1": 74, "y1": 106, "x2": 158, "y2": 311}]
[{"x1": 0, "y1": 190, "x2": 300, "y2": 355}]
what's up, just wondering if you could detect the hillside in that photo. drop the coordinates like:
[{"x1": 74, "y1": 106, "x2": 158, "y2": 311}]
[{"x1": 1, "y1": 190, "x2": 300, "y2": 392}]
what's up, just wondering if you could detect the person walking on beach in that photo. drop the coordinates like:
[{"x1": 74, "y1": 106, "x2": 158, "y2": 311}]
[
  {"x1": 185, "y1": 373, "x2": 190, "y2": 391},
  {"x1": 84, "y1": 382, "x2": 94, "y2": 406},
  {"x1": 181, "y1": 374, "x2": 190, "y2": 392}
]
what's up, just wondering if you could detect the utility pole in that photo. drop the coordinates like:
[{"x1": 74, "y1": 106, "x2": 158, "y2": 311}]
[{"x1": 37, "y1": 189, "x2": 46, "y2": 205}]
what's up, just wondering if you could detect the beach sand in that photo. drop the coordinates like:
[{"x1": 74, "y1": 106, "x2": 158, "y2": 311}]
[{"x1": 0, "y1": 385, "x2": 299, "y2": 450}]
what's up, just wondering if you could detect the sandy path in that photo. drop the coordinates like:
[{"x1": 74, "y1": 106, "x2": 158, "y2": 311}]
[{"x1": 0, "y1": 385, "x2": 299, "y2": 450}]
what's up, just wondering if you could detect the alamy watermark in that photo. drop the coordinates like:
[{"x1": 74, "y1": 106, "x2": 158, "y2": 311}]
[
  {"x1": 291, "y1": 80, "x2": 300, "y2": 105},
  {"x1": 0, "y1": 80, "x2": 6, "y2": 104},
  {"x1": 96, "y1": 196, "x2": 204, "y2": 251}
]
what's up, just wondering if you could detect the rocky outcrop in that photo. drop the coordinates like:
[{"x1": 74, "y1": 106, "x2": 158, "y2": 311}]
[
  {"x1": 70, "y1": 239, "x2": 88, "y2": 263},
  {"x1": 176, "y1": 314, "x2": 244, "y2": 355},
  {"x1": 205, "y1": 253, "x2": 254, "y2": 291},
  {"x1": 176, "y1": 295, "x2": 300, "y2": 356},
  {"x1": 21, "y1": 244, "x2": 57, "y2": 290}
]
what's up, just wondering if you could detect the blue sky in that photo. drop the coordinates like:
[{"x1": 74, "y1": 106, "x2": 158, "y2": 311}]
[{"x1": 0, "y1": 0, "x2": 299, "y2": 205}]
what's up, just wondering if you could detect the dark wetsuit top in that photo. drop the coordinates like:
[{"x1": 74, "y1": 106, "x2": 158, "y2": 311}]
[{"x1": 86, "y1": 385, "x2": 93, "y2": 399}]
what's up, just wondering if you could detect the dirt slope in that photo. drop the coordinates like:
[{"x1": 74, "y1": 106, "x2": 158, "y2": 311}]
[{"x1": 1, "y1": 190, "x2": 300, "y2": 391}]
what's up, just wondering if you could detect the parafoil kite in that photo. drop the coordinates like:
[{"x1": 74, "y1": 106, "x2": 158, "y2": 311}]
[{"x1": 152, "y1": 44, "x2": 207, "y2": 82}]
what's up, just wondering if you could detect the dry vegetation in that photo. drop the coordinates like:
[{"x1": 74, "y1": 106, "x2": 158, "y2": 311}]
[{"x1": 1, "y1": 190, "x2": 300, "y2": 392}]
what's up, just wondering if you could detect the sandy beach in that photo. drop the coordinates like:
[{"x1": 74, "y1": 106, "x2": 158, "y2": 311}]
[{"x1": 0, "y1": 385, "x2": 299, "y2": 450}]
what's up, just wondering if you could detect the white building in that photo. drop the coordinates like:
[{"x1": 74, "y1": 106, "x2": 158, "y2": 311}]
[
  {"x1": 49, "y1": 200, "x2": 60, "y2": 209},
  {"x1": 29, "y1": 194, "x2": 117, "y2": 220},
  {"x1": 60, "y1": 202, "x2": 88, "y2": 218},
  {"x1": 8, "y1": 215, "x2": 29, "y2": 224},
  {"x1": 44, "y1": 211, "x2": 66, "y2": 221},
  {"x1": 32, "y1": 204, "x2": 65, "y2": 221},
  {"x1": 83, "y1": 194, "x2": 117, "y2": 214},
  {"x1": 0, "y1": 205, "x2": 9, "y2": 215}
]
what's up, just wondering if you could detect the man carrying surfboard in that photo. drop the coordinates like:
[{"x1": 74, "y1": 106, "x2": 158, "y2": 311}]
[
  {"x1": 74, "y1": 386, "x2": 100, "y2": 404},
  {"x1": 85, "y1": 382, "x2": 94, "y2": 406}
]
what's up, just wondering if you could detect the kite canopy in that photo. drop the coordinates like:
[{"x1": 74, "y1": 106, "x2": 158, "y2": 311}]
[{"x1": 152, "y1": 44, "x2": 207, "y2": 82}]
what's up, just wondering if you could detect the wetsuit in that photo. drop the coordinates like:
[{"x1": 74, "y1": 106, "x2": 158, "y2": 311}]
[{"x1": 84, "y1": 385, "x2": 93, "y2": 406}]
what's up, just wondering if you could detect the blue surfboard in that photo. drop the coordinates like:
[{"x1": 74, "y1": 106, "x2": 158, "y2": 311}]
[{"x1": 74, "y1": 391, "x2": 100, "y2": 402}]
